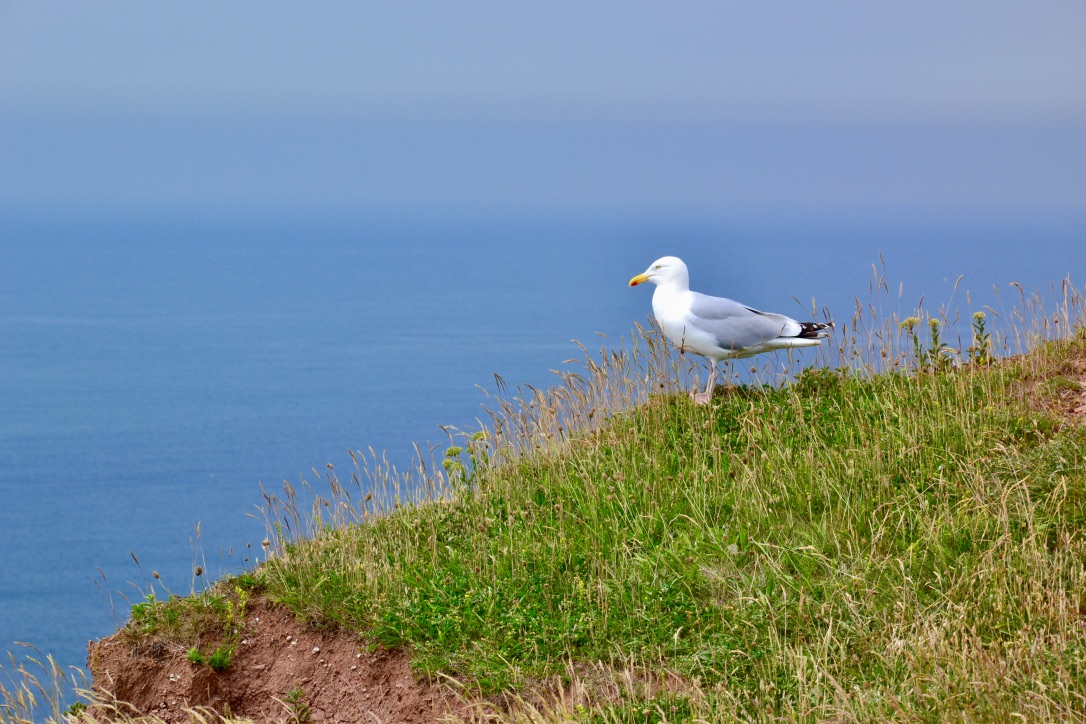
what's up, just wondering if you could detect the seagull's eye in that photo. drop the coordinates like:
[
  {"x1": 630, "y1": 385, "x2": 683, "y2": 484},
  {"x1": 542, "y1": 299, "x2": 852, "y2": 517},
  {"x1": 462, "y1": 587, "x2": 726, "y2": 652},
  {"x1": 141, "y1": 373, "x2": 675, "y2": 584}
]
[{"x1": 654, "y1": 265, "x2": 662, "y2": 270}]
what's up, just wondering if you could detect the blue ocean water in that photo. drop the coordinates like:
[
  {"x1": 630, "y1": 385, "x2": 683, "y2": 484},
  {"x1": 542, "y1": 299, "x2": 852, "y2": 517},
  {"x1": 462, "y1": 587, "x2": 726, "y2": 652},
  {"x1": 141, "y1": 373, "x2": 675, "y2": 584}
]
[{"x1": 0, "y1": 207, "x2": 1082, "y2": 688}]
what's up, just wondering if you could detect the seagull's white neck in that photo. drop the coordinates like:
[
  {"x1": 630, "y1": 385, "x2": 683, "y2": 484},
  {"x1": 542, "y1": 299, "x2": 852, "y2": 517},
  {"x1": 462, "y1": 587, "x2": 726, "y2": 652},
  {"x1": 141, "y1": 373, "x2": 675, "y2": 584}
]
[
  {"x1": 652, "y1": 269, "x2": 690, "y2": 299},
  {"x1": 651, "y1": 273, "x2": 692, "y2": 320}
]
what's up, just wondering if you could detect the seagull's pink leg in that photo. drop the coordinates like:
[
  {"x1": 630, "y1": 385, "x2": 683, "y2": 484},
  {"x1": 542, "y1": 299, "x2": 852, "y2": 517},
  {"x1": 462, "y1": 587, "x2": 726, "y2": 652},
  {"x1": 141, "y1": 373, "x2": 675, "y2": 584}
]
[{"x1": 692, "y1": 360, "x2": 717, "y2": 405}]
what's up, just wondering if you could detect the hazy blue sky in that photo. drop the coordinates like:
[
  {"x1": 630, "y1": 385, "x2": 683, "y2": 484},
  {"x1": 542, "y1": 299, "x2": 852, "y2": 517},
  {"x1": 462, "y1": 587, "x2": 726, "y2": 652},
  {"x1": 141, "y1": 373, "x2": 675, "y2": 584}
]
[{"x1": 2, "y1": 1, "x2": 1084, "y2": 212}]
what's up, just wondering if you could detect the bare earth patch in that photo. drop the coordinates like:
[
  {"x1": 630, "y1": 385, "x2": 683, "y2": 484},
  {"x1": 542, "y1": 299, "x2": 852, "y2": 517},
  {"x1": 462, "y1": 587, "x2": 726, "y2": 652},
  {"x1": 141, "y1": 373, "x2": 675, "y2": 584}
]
[
  {"x1": 88, "y1": 596, "x2": 470, "y2": 723},
  {"x1": 1015, "y1": 332, "x2": 1086, "y2": 425}
]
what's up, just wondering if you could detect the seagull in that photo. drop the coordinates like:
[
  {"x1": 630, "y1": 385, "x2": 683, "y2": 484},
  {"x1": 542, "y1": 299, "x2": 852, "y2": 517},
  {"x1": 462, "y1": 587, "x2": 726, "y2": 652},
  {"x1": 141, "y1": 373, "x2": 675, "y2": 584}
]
[{"x1": 629, "y1": 256, "x2": 832, "y2": 404}]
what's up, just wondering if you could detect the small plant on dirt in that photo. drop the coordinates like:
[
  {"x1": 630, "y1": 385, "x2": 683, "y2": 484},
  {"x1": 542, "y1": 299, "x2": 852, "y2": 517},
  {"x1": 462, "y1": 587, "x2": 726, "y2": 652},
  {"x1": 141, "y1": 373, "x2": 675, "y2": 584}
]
[
  {"x1": 184, "y1": 643, "x2": 233, "y2": 671},
  {"x1": 207, "y1": 644, "x2": 234, "y2": 672},
  {"x1": 282, "y1": 685, "x2": 312, "y2": 724}
]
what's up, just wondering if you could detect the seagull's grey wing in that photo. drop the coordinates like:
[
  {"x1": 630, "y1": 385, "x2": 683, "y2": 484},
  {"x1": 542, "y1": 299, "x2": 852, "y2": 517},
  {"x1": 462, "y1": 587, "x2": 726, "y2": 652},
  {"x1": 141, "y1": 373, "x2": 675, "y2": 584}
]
[{"x1": 688, "y1": 292, "x2": 793, "y2": 352}]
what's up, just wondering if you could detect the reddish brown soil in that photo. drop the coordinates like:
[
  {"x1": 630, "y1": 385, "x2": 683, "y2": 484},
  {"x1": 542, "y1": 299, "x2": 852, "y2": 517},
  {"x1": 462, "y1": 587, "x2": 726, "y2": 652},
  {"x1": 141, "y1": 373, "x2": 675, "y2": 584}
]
[
  {"x1": 88, "y1": 596, "x2": 471, "y2": 723},
  {"x1": 1016, "y1": 337, "x2": 1086, "y2": 425}
]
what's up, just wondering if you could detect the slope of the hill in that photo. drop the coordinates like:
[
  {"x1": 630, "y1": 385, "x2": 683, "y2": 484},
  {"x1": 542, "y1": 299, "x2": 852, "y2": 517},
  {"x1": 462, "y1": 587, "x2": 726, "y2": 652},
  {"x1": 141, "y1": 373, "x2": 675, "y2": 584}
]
[{"x1": 6, "y1": 297, "x2": 1084, "y2": 723}]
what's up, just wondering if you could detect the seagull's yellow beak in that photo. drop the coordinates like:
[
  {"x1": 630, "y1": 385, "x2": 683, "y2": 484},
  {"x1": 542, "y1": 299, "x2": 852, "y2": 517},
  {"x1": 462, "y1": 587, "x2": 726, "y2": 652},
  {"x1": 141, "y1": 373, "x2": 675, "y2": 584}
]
[{"x1": 629, "y1": 273, "x2": 650, "y2": 287}]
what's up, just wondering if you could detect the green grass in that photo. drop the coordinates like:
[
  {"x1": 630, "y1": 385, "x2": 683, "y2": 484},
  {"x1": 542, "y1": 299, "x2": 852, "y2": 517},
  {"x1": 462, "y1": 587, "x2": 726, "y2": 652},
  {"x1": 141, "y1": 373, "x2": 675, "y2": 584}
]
[
  {"x1": 280, "y1": 686, "x2": 312, "y2": 724},
  {"x1": 3, "y1": 278, "x2": 1085, "y2": 722},
  {"x1": 122, "y1": 582, "x2": 250, "y2": 674},
  {"x1": 249, "y1": 283, "x2": 1086, "y2": 720}
]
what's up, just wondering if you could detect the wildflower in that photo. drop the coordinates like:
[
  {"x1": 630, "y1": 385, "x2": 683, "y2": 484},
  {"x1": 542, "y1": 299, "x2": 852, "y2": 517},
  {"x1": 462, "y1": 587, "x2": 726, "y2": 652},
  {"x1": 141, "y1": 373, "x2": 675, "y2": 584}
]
[{"x1": 899, "y1": 316, "x2": 920, "y2": 331}]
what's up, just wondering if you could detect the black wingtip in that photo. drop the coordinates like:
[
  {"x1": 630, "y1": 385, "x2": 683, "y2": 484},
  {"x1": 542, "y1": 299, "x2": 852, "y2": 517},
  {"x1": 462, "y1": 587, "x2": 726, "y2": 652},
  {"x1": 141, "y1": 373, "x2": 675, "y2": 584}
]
[{"x1": 798, "y1": 321, "x2": 834, "y2": 339}]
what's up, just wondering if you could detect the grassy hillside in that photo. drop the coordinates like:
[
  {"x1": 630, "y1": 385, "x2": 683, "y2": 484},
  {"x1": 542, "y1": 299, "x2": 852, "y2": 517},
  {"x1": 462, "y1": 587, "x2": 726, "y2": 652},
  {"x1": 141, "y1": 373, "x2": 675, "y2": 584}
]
[
  {"x1": 5, "y1": 279, "x2": 1086, "y2": 722},
  {"x1": 248, "y1": 280, "x2": 1086, "y2": 720}
]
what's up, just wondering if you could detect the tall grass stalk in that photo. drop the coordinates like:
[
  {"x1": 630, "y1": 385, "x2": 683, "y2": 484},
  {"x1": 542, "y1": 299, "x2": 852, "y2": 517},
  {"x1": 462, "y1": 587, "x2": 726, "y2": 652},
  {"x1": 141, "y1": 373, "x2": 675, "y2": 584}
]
[{"x1": 0, "y1": 649, "x2": 88, "y2": 724}]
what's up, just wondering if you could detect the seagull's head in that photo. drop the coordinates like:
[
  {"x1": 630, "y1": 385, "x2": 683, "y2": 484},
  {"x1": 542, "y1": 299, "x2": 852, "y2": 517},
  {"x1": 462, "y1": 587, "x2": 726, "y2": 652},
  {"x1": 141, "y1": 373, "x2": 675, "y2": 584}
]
[{"x1": 629, "y1": 256, "x2": 689, "y2": 288}]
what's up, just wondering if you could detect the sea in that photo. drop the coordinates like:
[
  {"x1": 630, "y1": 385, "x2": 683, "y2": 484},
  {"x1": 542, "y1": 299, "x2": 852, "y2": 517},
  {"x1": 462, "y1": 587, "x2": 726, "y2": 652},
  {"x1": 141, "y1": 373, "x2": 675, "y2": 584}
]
[{"x1": 0, "y1": 206, "x2": 1082, "y2": 695}]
